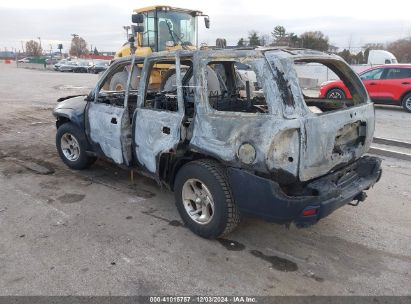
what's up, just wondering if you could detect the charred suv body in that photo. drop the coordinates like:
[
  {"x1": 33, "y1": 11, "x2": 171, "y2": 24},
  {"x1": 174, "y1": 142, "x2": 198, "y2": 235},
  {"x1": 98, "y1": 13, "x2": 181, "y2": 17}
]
[{"x1": 53, "y1": 48, "x2": 382, "y2": 238}]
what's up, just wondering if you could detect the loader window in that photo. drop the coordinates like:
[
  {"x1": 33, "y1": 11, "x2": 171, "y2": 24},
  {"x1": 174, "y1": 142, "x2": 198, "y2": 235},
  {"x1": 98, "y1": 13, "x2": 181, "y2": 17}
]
[
  {"x1": 206, "y1": 60, "x2": 267, "y2": 114},
  {"x1": 157, "y1": 10, "x2": 197, "y2": 51},
  {"x1": 142, "y1": 11, "x2": 156, "y2": 51}
]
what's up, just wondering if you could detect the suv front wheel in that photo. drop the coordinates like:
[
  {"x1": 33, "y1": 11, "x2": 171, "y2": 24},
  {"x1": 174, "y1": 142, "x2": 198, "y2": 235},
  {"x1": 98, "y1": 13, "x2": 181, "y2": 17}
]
[
  {"x1": 56, "y1": 122, "x2": 96, "y2": 170},
  {"x1": 174, "y1": 159, "x2": 240, "y2": 238}
]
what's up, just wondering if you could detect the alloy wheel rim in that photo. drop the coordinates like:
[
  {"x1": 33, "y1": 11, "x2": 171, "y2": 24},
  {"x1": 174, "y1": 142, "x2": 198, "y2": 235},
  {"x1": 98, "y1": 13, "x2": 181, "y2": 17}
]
[
  {"x1": 328, "y1": 91, "x2": 343, "y2": 99},
  {"x1": 182, "y1": 179, "x2": 215, "y2": 225},
  {"x1": 406, "y1": 97, "x2": 411, "y2": 110},
  {"x1": 61, "y1": 133, "x2": 80, "y2": 161}
]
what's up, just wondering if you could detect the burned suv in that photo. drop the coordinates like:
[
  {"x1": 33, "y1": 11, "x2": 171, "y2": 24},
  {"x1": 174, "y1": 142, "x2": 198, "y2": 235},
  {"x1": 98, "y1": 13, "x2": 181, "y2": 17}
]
[{"x1": 53, "y1": 48, "x2": 382, "y2": 238}]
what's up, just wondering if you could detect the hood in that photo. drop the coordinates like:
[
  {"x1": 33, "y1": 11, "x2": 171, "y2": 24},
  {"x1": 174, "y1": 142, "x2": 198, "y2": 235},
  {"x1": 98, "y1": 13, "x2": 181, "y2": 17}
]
[
  {"x1": 57, "y1": 94, "x2": 87, "y2": 102},
  {"x1": 53, "y1": 95, "x2": 88, "y2": 116}
]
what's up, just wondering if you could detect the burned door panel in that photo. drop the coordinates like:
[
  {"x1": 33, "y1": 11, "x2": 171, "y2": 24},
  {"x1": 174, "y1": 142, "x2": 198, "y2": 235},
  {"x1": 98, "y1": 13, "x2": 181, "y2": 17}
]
[
  {"x1": 133, "y1": 55, "x2": 185, "y2": 174},
  {"x1": 134, "y1": 110, "x2": 182, "y2": 173},
  {"x1": 87, "y1": 102, "x2": 127, "y2": 165}
]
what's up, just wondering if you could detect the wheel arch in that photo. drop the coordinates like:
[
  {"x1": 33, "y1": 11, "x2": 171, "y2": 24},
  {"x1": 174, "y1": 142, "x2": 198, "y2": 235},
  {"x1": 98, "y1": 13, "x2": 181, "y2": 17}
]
[
  {"x1": 54, "y1": 111, "x2": 84, "y2": 130},
  {"x1": 400, "y1": 90, "x2": 411, "y2": 104},
  {"x1": 158, "y1": 151, "x2": 223, "y2": 191}
]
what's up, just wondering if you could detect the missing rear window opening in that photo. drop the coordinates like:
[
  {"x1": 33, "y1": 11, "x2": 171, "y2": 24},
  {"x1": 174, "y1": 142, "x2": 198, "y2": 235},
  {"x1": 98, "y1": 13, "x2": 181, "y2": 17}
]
[{"x1": 294, "y1": 59, "x2": 367, "y2": 113}]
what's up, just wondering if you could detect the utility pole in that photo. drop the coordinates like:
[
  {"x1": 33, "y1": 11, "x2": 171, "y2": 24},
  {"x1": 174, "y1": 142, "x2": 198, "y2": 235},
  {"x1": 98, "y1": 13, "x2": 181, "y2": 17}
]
[
  {"x1": 21, "y1": 41, "x2": 25, "y2": 54},
  {"x1": 37, "y1": 37, "x2": 42, "y2": 51}
]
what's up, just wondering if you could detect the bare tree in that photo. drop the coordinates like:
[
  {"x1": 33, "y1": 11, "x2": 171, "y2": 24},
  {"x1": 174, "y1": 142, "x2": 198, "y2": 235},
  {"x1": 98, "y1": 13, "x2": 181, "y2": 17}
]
[
  {"x1": 25, "y1": 40, "x2": 42, "y2": 56},
  {"x1": 387, "y1": 37, "x2": 411, "y2": 63},
  {"x1": 363, "y1": 43, "x2": 384, "y2": 50},
  {"x1": 260, "y1": 34, "x2": 271, "y2": 46},
  {"x1": 299, "y1": 31, "x2": 329, "y2": 51},
  {"x1": 69, "y1": 35, "x2": 88, "y2": 57}
]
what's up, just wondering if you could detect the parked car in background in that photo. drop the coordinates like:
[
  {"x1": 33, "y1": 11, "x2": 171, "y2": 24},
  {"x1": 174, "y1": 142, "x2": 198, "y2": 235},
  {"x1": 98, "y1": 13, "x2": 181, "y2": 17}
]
[
  {"x1": 72, "y1": 60, "x2": 93, "y2": 73},
  {"x1": 58, "y1": 61, "x2": 79, "y2": 72},
  {"x1": 18, "y1": 57, "x2": 31, "y2": 63},
  {"x1": 319, "y1": 64, "x2": 411, "y2": 112},
  {"x1": 45, "y1": 58, "x2": 59, "y2": 65},
  {"x1": 54, "y1": 59, "x2": 68, "y2": 71},
  {"x1": 88, "y1": 60, "x2": 110, "y2": 74}
]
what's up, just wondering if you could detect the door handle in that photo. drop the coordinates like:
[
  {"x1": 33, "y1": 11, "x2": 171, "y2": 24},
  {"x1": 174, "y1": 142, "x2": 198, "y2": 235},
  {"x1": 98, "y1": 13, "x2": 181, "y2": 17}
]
[
  {"x1": 369, "y1": 82, "x2": 377, "y2": 86},
  {"x1": 162, "y1": 126, "x2": 170, "y2": 134},
  {"x1": 402, "y1": 82, "x2": 410, "y2": 85},
  {"x1": 111, "y1": 117, "x2": 117, "y2": 124}
]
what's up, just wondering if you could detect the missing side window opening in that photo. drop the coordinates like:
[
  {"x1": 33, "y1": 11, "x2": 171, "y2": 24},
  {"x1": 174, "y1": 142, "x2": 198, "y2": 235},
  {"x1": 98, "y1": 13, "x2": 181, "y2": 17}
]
[
  {"x1": 143, "y1": 60, "x2": 193, "y2": 112},
  {"x1": 206, "y1": 61, "x2": 268, "y2": 114}
]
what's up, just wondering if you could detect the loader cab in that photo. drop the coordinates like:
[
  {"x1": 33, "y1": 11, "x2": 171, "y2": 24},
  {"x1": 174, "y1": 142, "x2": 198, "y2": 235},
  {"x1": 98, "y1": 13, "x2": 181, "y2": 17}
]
[{"x1": 133, "y1": 6, "x2": 209, "y2": 52}]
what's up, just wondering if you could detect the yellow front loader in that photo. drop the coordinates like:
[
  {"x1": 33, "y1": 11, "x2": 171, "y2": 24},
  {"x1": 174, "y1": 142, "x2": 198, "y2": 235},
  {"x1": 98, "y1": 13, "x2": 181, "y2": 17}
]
[{"x1": 110, "y1": 5, "x2": 210, "y2": 91}]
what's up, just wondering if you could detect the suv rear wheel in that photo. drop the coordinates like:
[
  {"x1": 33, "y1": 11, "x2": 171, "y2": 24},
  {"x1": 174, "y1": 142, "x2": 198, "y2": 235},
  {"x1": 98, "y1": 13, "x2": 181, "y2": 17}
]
[
  {"x1": 174, "y1": 159, "x2": 240, "y2": 238},
  {"x1": 402, "y1": 92, "x2": 411, "y2": 113}
]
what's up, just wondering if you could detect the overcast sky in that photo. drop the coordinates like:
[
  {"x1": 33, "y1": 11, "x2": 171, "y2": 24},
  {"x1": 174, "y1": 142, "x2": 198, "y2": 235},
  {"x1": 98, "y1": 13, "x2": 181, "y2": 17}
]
[{"x1": 1, "y1": 0, "x2": 410, "y2": 53}]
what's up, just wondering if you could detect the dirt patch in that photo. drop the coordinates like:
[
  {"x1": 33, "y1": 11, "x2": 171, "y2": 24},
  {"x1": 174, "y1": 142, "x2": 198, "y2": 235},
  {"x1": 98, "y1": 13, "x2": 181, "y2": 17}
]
[
  {"x1": 57, "y1": 193, "x2": 85, "y2": 204},
  {"x1": 1, "y1": 163, "x2": 27, "y2": 177},
  {"x1": 39, "y1": 180, "x2": 60, "y2": 190},
  {"x1": 0, "y1": 151, "x2": 55, "y2": 176}
]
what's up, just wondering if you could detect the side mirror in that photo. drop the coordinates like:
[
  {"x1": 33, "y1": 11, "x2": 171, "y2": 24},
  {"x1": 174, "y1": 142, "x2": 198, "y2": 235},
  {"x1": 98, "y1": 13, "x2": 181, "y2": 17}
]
[
  {"x1": 204, "y1": 17, "x2": 210, "y2": 29},
  {"x1": 85, "y1": 92, "x2": 94, "y2": 102},
  {"x1": 131, "y1": 25, "x2": 144, "y2": 34},
  {"x1": 132, "y1": 13, "x2": 144, "y2": 24}
]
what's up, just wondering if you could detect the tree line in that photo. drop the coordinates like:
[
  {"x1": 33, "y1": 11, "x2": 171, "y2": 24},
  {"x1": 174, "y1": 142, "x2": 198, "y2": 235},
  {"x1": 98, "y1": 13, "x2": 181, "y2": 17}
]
[
  {"x1": 237, "y1": 26, "x2": 330, "y2": 52},
  {"x1": 237, "y1": 25, "x2": 411, "y2": 63},
  {"x1": 22, "y1": 28, "x2": 411, "y2": 63},
  {"x1": 23, "y1": 35, "x2": 100, "y2": 57}
]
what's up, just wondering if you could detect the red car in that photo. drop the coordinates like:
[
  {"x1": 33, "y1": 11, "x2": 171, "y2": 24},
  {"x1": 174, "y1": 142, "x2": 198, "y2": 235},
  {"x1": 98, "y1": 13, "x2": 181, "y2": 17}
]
[{"x1": 319, "y1": 64, "x2": 411, "y2": 112}]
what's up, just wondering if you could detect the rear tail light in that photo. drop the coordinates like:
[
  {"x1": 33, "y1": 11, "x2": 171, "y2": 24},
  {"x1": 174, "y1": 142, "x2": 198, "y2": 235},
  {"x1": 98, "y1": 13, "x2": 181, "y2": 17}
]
[{"x1": 302, "y1": 207, "x2": 318, "y2": 217}]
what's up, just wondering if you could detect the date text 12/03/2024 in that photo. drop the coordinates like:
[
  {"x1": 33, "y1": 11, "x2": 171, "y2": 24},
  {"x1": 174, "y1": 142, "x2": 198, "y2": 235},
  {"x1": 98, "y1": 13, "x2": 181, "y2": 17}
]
[{"x1": 149, "y1": 296, "x2": 257, "y2": 303}]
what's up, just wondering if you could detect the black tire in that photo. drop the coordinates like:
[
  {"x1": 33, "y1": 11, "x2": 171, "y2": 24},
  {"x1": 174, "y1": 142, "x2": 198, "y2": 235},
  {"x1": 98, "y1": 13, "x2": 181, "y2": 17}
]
[
  {"x1": 326, "y1": 88, "x2": 346, "y2": 99},
  {"x1": 160, "y1": 69, "x2": 177, "y2": 91},
  {"x1": 402, "y1": 92, "x2": 411, "y2": 113},
  {"x1": 109, "y1": 71, "x2": 128, "y2": 91},
  {"x1": 174, "y1": 159, "x2": 240, "y2": 238},
  {"x1": 56, "y1": 122, "x2": 96, "y2": 170}
]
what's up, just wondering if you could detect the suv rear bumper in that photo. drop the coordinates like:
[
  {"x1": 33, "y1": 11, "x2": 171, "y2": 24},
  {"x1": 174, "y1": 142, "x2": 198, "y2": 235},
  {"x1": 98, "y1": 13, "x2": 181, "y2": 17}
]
[{"x1": 227, "y1": 156, "x2": 382, "y2": 226}]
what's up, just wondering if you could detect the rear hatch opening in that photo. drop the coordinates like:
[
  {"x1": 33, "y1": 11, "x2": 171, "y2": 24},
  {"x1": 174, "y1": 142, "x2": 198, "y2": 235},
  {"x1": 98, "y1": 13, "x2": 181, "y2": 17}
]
[
  {"x1": 265, "y1": 51, "x2": 374, "y2": 182},
  {"x1": 293, "y1": 58, "x2": 369, "y2": 114}
]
